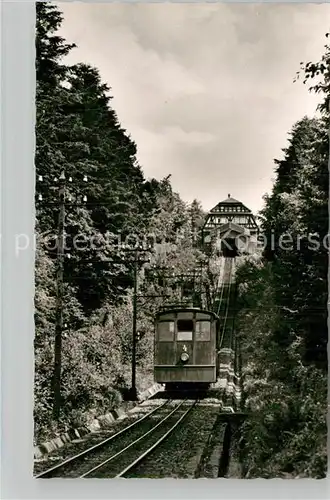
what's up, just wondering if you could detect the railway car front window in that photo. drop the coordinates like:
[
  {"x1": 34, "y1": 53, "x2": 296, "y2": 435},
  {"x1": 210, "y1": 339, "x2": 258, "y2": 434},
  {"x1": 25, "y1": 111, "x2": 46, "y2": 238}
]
[
  {"x1": 158, "y1": 321, "x2": 174, "y2": 341},
  {"x1": 177, "y1": 319, "x2": 193, "y2": 341},
  {"x1": 196, "y1": 321, "x2": 211, "y2": 341}
]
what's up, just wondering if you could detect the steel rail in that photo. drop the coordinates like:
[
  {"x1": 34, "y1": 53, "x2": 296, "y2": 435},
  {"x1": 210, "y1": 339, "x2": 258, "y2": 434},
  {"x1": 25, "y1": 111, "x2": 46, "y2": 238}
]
[
  {"x1": 80, "y1": 399, "x2": 188, "y2": 478},
  {"x1": 228, "y1": 258, "x2": 237, "y2": 352},
  {"x1": 35, "y1": 397, "x2": 169, "y2": 478},
  {"x1": 219, "y1": 259, "x2": 234, "y2": 349},
  {"x1": 115, "y1": 399, "x2": 198, "y2": 478},
  {"x1": 216, "y1": 258, "x2": 226, "y2": 317},
  {"x1": 216, "y1": 257, "x2": 229, "y2": 323}
]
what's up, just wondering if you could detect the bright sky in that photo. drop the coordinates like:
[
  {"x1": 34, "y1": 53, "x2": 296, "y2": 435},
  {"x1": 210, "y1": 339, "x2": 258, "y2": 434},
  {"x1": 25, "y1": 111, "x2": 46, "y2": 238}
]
[{"x1": 58, "y1": 2, "x2": 329, "y2": 216}]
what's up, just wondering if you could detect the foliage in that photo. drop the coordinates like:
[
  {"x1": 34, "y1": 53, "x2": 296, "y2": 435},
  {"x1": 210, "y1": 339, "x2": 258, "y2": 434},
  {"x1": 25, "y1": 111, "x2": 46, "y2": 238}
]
[
  {"x1": 297, "y1": 32, "x2": 330, "y2": 115},
  {"x1": 236, "y1": 112, "x2": 328, "y2": 477},
  {"x1": 236, "y1": 39, "x2": 329, "y2": 475},
  {"x1": 34, "y1": 3, "x2": 209, "y2": 442}
]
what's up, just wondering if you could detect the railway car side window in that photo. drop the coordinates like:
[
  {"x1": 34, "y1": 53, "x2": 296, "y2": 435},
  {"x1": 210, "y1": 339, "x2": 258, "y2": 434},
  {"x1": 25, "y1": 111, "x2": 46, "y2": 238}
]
[
  {"x1": 158, "y1": 321, "x2": 174, "y2": 341},
  {"x1": 196, "y1": 321, "x2": 211, "y2": 341},
  {"x1": 177, "y1": 319, "x2": 193, "y2": 341}
]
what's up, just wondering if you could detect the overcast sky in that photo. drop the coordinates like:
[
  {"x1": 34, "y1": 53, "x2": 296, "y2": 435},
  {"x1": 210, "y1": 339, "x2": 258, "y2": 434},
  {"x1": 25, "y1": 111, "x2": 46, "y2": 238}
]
[{"x1": 58, "y1": 2, "x2": 329, "y2": 215}]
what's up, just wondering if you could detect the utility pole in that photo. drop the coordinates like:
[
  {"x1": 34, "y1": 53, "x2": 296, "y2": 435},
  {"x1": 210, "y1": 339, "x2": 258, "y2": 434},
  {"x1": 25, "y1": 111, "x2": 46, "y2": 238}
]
[
  {"x1": 131, "y1": 249, "x2": 138, "y2": 401},
  {"x1": 53, "y1": 170, "x2": 66, "y2": 420},
  {"x1": 119, "y1": 245, "x2": 151, "y2": 401}
]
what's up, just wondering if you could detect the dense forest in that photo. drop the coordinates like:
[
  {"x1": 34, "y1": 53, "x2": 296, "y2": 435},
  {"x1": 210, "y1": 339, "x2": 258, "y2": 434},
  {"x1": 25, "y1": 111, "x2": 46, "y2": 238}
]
[
  {"x1": 34, "y1": 3, "x2": 328, "y2": 478},
  {"x1": 236, "y1": 46, "x2": 329, "y2": 477},
  {"x1": 34, "y1": 2, "x2": 207, "y2": 441}
]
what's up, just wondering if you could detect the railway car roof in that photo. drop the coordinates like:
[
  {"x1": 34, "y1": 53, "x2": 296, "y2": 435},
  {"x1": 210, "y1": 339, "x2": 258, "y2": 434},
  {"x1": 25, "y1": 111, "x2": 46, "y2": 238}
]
[{"x1": 156, "y1": 308, "x2": 219, "y2": 320}]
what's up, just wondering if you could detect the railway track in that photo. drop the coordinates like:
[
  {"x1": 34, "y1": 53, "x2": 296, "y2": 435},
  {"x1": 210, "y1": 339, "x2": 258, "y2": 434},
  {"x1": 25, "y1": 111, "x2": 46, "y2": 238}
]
[{"x1": 36, "y1": 399, "x2": 197, "y2": 479}]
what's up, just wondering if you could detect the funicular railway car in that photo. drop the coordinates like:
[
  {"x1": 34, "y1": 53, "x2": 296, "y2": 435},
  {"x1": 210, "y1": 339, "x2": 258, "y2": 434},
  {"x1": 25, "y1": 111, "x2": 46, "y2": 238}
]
[{"x1": 154, "y1": 307, "x2": 220, "y2": 391}]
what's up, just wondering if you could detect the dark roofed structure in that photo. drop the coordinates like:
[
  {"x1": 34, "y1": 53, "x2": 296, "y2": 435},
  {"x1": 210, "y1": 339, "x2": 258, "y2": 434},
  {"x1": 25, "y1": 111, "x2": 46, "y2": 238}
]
[
  {"x1": 209, "y1": 194, "x2": 253, "y2": 215},
  {"x1": 217, "y1": 194, "x2": 240, "y2": 204},
  {"x1": 202, "y1": 194, "x2": 258, "y2": 243}
]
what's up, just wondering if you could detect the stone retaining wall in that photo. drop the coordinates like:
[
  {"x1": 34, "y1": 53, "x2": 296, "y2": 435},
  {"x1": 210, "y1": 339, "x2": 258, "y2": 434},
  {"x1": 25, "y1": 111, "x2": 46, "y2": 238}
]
[{"x1": 34, "y1": 383, "x2": 163, "y2": 459}]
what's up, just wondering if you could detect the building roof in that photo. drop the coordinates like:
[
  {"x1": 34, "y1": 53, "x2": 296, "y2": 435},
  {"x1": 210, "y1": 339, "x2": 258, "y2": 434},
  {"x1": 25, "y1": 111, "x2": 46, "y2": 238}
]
[
  {"x1": 210, "y1": 194, "x2": 252, "y2": 213},
  {"x1": 219, "y1": 194, "x2": 241, "y2": 204},
  {"x1": 218, "y1": 222, "x2": 246, "y2": 234}
]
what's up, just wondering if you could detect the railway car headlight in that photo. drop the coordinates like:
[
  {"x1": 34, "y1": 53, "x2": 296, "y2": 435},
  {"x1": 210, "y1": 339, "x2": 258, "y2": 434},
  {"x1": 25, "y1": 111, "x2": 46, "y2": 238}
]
[{"x1": 180, "y1": 352, "x2": 189, "y2": 363}]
